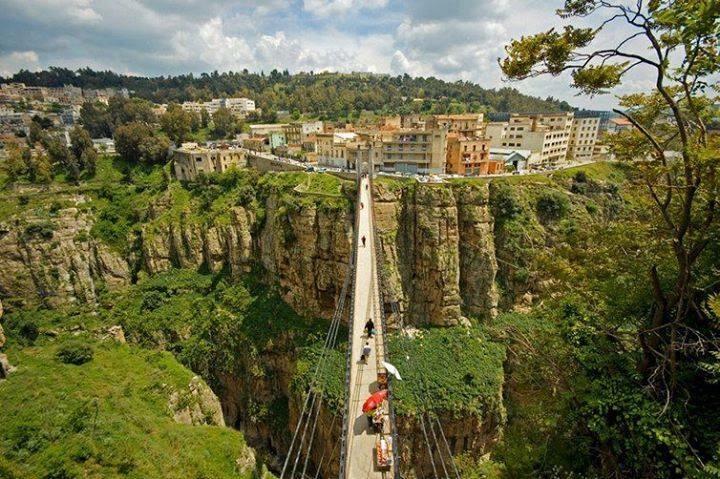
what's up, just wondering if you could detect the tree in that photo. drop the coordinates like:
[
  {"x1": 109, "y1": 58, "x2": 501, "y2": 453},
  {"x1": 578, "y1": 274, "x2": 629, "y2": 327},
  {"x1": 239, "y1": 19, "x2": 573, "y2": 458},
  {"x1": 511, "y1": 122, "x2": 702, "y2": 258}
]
[
  {"x1": 30, "y1": 153, "x2": 53, "y2": 184},
  {"x1": 80, "y1": 101, "x2": 112, "y2": 138},
  {"x1": 211, "y1": 107, "x2": 236, "y2": 139},
  {"x1": 46, "y1": 137, "x2": 80, "y2": 183},
  {"x1": 69, "y1": 126, "x2": 98, "y2": 176},
  {"x1": 501, "y1": 0, "x2": 720, "y2": 475},
  {"x1": 114, "y1": 122, "x2": 170, "y2": 164},
  {"x1": 200, "y1": 108, "x2": 210, "y2": 128},
  {"x1": 1, "y1": 144, "x2": 28, "y2": 182},
  {"x1": 160, "y1": 104, "x2": 193, "y2": 145}
]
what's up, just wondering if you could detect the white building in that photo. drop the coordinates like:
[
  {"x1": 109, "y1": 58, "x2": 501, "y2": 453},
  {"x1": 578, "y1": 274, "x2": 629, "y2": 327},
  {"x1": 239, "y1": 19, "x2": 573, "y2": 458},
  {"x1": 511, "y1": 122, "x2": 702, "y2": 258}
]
[
  {"x1": 569, "y1": 117, "x2": 600, "y2": 162},
  {"x1": 489, "y1": 148, "x2": 536, "y2": 172},
  {"x1": 181, "y1": 97, "x2": 255, "y2": 116},
  {"x1": 486, "y1": 112, "x2": 574, "y2": 169}
]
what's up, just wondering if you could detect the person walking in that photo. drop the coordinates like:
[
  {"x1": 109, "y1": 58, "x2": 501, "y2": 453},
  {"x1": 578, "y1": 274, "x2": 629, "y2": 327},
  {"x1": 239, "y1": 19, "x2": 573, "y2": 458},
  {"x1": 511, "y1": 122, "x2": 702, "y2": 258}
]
[
  {"x1": 361, "y1": 235, "x2": 366, "y2": 247},
  {"x1": 365, "y1": 318, "x2": 375, "y2": 338},
  {"x1": 360, "y1": 202, "x2": 364, "y2": 209},
  {"x1": 360, "y1": 341, "x2": 371, "y2": 364}
]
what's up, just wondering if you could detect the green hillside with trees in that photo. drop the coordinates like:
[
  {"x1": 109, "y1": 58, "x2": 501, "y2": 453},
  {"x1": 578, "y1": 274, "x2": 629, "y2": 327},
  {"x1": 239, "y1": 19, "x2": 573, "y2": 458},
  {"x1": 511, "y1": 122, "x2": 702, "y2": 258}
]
[{"x1": 2, "y1": 68, "x2": 572, "y2": 121}]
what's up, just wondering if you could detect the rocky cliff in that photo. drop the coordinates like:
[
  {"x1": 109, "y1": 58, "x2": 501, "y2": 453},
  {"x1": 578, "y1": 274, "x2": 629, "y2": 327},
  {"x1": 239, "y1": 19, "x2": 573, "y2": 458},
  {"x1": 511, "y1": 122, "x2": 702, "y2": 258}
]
[
  {"x1": 374, "y1": 180, "x2": 499, "y2": 327},
  {"x1": 0, "y1": 195, "x2": 130, "y2": 308}
]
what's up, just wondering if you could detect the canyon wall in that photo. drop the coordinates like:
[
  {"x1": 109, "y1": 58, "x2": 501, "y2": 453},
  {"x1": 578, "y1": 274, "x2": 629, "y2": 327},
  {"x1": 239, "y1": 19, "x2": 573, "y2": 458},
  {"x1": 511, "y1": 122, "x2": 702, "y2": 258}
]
[{"x1": 374, "y1": 180, "x2": 499, "y2": 327}]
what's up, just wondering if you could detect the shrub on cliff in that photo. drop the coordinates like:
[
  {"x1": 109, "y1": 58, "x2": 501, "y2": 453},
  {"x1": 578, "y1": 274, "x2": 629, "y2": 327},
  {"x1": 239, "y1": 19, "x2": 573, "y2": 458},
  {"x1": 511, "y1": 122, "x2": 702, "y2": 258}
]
[
  {"x1": 56, "y1": 341, "x2": 94, "y2": 365},
  {"x1": 536, "y1": 191, "x2": 569, "y2": 221}
]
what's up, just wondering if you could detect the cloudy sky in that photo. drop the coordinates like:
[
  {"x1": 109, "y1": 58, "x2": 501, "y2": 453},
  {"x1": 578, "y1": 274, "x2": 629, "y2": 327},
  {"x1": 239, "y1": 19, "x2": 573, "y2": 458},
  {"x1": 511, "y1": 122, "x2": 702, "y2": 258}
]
[{"x1": 0, "y1": 0, "x2": 657, "y2": 109}]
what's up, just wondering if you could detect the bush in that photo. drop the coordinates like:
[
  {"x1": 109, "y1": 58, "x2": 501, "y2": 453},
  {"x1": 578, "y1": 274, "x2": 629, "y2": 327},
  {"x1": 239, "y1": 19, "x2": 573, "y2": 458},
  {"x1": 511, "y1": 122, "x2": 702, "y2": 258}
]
[
  {"x1": 8, "y1": 316, "x2": 40, "y2": 344},
  {"x1": 491, "y1": 183, "x2": 523, "y2": 223},
  {"x1": 56, "y1": 341, "x2": 94, "y2": 365},
  {"x1": 573, "y1": 171, "x2": 588, "y2": 183},
  {"x1": 536, "y1": 191, "x2": 570, "y2": 221},
  {"x1": 23, "y1": 222, "x2": 55, "y2": 240}
]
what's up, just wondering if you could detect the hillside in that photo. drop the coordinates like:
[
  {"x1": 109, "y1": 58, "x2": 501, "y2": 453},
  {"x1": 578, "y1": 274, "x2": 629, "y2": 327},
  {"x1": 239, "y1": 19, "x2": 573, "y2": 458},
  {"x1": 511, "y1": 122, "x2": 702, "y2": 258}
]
[{"x1": 2, "y1": 68, "x2": 572, "y2": 120}]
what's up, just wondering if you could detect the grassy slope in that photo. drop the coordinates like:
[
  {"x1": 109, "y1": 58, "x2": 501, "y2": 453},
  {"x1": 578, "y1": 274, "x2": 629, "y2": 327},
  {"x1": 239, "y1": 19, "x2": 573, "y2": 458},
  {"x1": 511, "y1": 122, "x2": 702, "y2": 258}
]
[{"x1": 0, "y1": 334, "x2": 252, "y2": 479}]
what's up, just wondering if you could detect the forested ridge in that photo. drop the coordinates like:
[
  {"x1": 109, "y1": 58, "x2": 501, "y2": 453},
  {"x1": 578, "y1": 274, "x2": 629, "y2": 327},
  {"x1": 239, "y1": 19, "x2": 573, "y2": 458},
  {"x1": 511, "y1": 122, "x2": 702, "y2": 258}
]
[{"x1": 2, "y1": 67, "x2": 572, "y2": 119}]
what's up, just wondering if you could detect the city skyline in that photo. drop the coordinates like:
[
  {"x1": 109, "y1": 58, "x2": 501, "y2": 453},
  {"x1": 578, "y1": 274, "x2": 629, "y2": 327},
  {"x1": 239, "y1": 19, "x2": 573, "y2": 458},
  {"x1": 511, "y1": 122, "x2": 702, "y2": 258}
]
[{"x1": 0, "y1": 0, "x2": 654, "y2": 110}]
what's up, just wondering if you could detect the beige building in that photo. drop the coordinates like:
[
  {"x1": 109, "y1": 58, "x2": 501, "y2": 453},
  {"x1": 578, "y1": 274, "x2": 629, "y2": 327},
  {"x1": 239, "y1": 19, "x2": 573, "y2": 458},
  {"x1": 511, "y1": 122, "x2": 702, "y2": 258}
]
[
  {"x1": 173, "y1": 143, "x2": 248, "y2": 180},
  {"x1": 430, "y1": 113, "x2": 485, "y2": 138},
  {"x1": 316, "y1": 132, "x2": 358, "y2": 168},
  {"x1": 486, "y1": 112, "x2": 574, "y2": 169},
  {"x1": 378, "y1": 127, "x2": 448, "y2": 174},
  {"x1": 569, "y1": 117, "x2": 600, "y2": 162}
]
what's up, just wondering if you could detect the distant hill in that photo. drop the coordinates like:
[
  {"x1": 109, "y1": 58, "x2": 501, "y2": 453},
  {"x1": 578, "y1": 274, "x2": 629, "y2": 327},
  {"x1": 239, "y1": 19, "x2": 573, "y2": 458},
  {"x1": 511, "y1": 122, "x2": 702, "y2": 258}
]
[{"x1": 2, "y1": 67, "x2": 573, "y2": 121}]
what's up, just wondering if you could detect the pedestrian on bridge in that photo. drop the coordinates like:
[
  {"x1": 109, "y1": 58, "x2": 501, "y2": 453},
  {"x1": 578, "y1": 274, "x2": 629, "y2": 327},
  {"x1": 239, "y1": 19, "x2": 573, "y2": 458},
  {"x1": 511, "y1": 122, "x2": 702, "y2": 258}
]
[
  {"x1": 360, "y1": 341, "x2": 371, "y2": 364},
  {"x1": 360, "y1": 202, "x2": 364, "y2": 209},
  {"x1": 361, "y1": 235, "x2": 366, "y2": 247},
  {"x1": 365, "y1": 318, "x2": 375, "y2": 338}
]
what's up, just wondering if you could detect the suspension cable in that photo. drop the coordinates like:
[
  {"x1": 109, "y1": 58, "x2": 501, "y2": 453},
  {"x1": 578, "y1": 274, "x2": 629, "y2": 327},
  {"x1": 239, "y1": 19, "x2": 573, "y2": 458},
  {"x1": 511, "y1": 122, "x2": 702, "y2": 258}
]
[
  {"x1": 436, "y1": 415, "x2": 461, "y2": 479},
  {"x1": 419, "y1": 411, "x2": 439, "y2": 478},
  {"x1": 281, "y1": 248, "x2": 353, "y2": 479},
  {"x1": 427, "y1": 411, "x2": 449, "y2": 479}
]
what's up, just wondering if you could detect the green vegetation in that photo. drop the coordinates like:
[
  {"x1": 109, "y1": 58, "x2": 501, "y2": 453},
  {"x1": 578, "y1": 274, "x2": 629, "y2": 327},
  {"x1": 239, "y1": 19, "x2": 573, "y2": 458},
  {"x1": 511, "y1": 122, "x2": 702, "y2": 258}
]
[
  {"x1": 107, "y1": 269, "x2": 328, "y2": 392},
  {"x1": 388, "y1": 327, "x2": 505, "y2": 418},
  {"x1": 0, "y1": 334, "x2": 252, "y2": 479},
  {"x1": 5, "y1": 68, "x2": 572, "y2": 121},
  {"x1": 56, "y1": 340, "x2": 94, "y2": 365}
]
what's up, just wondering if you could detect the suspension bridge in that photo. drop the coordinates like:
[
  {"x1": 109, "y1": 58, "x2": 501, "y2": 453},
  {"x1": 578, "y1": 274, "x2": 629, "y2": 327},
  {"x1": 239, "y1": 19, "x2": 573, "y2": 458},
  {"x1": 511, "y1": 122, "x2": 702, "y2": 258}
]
[{"x1": 280, "y1": 166, "x2": 460, "y2": 479}]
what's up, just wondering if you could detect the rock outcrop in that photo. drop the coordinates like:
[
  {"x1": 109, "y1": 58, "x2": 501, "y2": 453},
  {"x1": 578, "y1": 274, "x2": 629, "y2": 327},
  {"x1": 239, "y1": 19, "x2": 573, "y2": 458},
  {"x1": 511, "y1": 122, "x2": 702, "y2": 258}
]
[
  {"x1": 259, "y1": 195, "x2": 352, "y2": 318},
  {"x1": 374, "y1": 181, "x2": 498, "y2": 327},
  {"x1": 0, "y1": 199, "x2": 130, "y2": 308},
  {"x1": 0, "y1": 299, "x2": 12, "y2": 380},
  {"x1": 170, "y1": 375, "x2": 226, "y2": 426}
]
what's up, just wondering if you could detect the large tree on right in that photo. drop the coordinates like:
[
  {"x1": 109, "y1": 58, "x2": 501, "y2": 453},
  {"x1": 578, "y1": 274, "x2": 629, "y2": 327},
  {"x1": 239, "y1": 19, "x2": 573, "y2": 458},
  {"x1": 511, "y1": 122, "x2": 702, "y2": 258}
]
[{"x1": 502, "y1": 0, "x2": 719, "y2": 475}]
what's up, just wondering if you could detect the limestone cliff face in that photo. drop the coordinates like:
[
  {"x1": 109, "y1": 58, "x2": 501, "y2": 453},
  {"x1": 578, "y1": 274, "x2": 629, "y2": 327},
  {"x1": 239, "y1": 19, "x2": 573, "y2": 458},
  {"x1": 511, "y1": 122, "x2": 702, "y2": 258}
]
[
  {"x1": 259, "y1": 196, "x2": 352, "y2": 319},
  {"x1": 139, "y1": 190, "x2": 352, "y2": 319},
  {"x1": 141, "y1": 196, "x2": 255, "y2": 278},
  {"x1": 0, "y1": 199, "x2": 130, "y2": 308},
  {"x1": 374, "y1": 181, "x2": 498, "y2": 327}
]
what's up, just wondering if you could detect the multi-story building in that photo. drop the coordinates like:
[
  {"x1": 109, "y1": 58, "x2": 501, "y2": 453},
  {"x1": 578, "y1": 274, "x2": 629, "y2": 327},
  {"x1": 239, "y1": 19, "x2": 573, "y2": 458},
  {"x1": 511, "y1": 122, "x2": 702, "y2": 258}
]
[
  {"x1": 181, "y1": 97, "x2": 255, "y2": 116},
  {"x1": 568, "y1": 117, "x2": 600, "y2": 162},
  {"x1": 316, "y1": 132, "x2": 357, "y2": 168},
  {"x1": 445, "y1": 133, "x2": 501, "y2": 176},
  {"x1": 378, "y1": 127, "x2": 448, "y2": 175},
  {"x1": 431, "y1": 113, "x2": 485, "y2": 138},
  {"x1": 172, "y1": 143, "x2": 248, "y2": 180},
  {"x1": 283, "y1": 123, "x2": 302, "y2": 146},
  {"x1": 486, "y1": 112, "x2": 574, "y2": 169}
]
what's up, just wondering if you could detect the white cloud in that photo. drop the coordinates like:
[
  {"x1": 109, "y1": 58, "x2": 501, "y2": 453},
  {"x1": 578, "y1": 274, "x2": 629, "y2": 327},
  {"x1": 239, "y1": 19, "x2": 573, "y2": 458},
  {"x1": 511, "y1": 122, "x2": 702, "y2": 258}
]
[
  {"x1": 0, "y1": 51, "x2": 41, "y2": 76},
  {"x1": 302, "y1": 0, "x2": 389, "y2": 17}
]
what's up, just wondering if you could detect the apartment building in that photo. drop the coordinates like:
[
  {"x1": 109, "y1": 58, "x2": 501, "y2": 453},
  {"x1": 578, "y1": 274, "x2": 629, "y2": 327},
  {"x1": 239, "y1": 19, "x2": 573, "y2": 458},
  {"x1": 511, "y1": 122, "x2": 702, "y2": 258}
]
[
  {"x1": 181, "y1": 97, "x2": 255, "y2": 116},
  {"x1": 431, "y1": 113, "x2": 485, "y2": 138},
  {"x1": 569, "y1": 117, "x2": 600, "y2": 162},
  {"x1": 486, "y1": 112, "x2": 574, "y2": 169},
  {"x1": 378, "y1": 127, "x2": 448, "y2": 175},
  {"x1": 173, "y1": 143, "x2": 248, "y2": 180},
  {"x1": 446, "y1": 133, "x2": 501, "y2": 176},
  {"x1": 316, "y1": 132, "x2": 357, "y2": 168}
]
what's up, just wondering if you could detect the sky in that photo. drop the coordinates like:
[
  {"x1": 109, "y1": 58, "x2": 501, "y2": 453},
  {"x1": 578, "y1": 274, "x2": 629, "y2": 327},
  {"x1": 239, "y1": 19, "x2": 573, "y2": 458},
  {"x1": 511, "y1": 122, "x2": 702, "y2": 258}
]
[{"x1": 0, "y1": 0, "x2": 659, "y2": 110}]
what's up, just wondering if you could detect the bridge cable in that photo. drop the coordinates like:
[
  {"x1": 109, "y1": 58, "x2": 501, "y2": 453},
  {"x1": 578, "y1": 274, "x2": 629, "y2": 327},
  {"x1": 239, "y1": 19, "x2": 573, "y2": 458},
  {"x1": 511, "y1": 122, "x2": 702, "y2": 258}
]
[
  {"x1": 427, "y1": 410, "x2": 450, "y2": 479},
  {"x1": 419, "y1": 411, "x2": 439, "y2": 479},
  {"x1": 436, "y1": 415, "x2": 462, "y2": 479},
  {"x1": 280, "y1": 249, "x2": 353, "y2": 479}
]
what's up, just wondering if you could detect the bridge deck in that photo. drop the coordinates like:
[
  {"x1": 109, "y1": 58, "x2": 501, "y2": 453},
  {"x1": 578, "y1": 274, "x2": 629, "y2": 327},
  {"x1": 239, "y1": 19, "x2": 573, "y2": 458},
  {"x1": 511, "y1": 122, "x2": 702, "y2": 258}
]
[{"x1": 344, "y1": 176, "x2": 394, "y2": 479}]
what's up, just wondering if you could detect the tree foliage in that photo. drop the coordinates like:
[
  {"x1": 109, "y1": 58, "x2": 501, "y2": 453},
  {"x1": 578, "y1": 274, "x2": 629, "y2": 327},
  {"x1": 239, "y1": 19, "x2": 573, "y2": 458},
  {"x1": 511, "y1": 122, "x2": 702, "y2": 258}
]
[
  {"x1": 502, "y1": 1, "x2": 720, "y2": 476},
  {"x1": 4, "y1": 68, "x2": 574, "y2": 120},
  {"x1": 113, "y1": 122, "x2": 169, "y2": 165}
]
